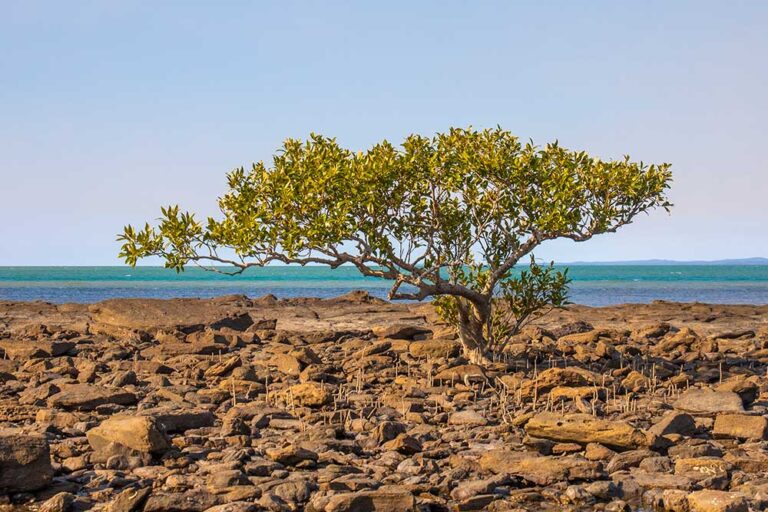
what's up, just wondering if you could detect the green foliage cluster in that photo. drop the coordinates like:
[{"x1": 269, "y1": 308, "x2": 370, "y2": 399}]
[{"x1": 119, "y1": 127, "x2": 672, "y2": 360}]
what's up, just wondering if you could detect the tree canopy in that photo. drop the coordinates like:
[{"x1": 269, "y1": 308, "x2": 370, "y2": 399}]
[{"x1": 119, "y1": 127, "x2": 671, "y2": 359}]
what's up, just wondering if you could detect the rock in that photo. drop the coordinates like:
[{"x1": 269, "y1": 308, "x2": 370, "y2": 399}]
[
  {"x1": 204, "y1": 503, "x2": 260, "y2": 512},
  {"x1": 143, "y1": 490, "x2": 219, "y2": 512},
  {"x1": 47, "y1": 384, "x2": 138, "y2": 411},
  {"x1": 373, "y1": 324, "x2": 431, "y2": 340},
  {"x1": 106, "y1": 486, "x2": 152, "y2": 512},
  {"x1": 315, "y1": 488, "x2": 416, "y2": 511},
  {"x1": 523, "y1": 367, "x2": 603, "y2": 395},
  {"x1": 373, "y1": 421, "x2": 406, "y2": 444},
  {"x1": 90, "y1": 298, "x2": 253, "y2": 333},
  {"x1": 673, "y1": 389, "x2": 744, "y2": 415},
  {"x1": 0, "y1": 340, "x2": 74, "y2": 359},
  {"x1": 266, "y1": 445, "x2": 318, "y2": 466},
  {"x1": 269, "y1": 353, "x2": 303, "y2": 376},
  {"x1": 606, "y1": 450, "x2": 655, "y2": 473},
  {"x1": 87, "y1": 416, "x2": 169, "y2": 460},
  {"x1": 713, "y1": 414, "x2": 768, "y2": 440},
  {"x1": 143, "y1": 408, "x2": 215, "y2": 433},
  {"x1": 204, "y1": 356, "x2": 241, "y2": 378},
  {"x1": 408, "y1": 338, "x2": 460, "y2": 359},
  {"x1": 585, "y1": 443, "x2": 617, "y2": 461},
  {"x1": 687, "y1": 490, "x2": 749, "y2": 512},
  {"x1": 675, "y1": 457, "x2": 731, "y2": 476},
  {"x1": 0, "y1": 429, "x2": 54, "y2": 492},
  {"x1": 39, "y1": 492, "x2": 76, "y2": 512},
  {"x1": 648, "y1": 411, "x2": 697, "y2": 437},
  {"x1": 715, "y1": 376, "x2": 759, "y2": 405},
  {"x1": 448, "y1": 410, "x2": 488, "y2": 427},
  {"x1": 525, "y1": 412, "x2": 647, "y2": 450},
  {"x1": 478, "y1": 450, "x2": 603, "y2": 485},
  {"x1": 285, "y1": 382, "x2": 333, "y2": 407},
  {"x1": 381, "y1": 434, "x2": 422, "y2": 455},
  {"x1": 433, "y1": 364, "x2": 486, "y2": 384}
]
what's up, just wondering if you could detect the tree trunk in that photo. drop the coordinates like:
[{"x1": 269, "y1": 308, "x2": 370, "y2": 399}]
[{"x1": 455, "y1": 297, "x2": 493, "y2": 364}]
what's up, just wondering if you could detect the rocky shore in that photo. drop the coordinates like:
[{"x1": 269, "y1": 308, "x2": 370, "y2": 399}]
[{"x1": 1, "y1": 293, "x2": 767, "y2": 511}]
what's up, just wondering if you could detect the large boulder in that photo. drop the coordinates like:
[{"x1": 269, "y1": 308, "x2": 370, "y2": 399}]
[
  {"x1": 0, "y1": 429, "x2": 54, "y2": 492},
  {"x1": 525, "y1": 412, "x2": 648, "y2": 450},
  {"x1": 87, "y1": 416, "x2": 169, "y2": 461}
]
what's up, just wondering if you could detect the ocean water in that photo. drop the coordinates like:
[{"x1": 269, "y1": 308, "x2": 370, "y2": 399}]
[{"x1": 0, "y1": 265, "x2": 767, "y2": 306}]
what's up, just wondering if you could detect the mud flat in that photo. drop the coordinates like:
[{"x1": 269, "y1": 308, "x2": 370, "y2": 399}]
[{"x1": 1, "y1": 293, "x2": 767, "y2": 511}]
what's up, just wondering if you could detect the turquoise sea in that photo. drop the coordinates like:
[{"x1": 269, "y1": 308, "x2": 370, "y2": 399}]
[{"x1": 1, "y1": 265, "x2": 767, "y2": 306}]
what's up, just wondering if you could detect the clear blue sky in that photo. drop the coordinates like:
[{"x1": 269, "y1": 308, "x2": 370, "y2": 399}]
[{"x1": 2, "y1": 1, "x2": 766, "y2": 265}]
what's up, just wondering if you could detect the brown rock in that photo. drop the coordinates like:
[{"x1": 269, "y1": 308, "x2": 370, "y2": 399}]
[
  {"x1": 687, "y1": 490, "x2": 749, "y2": 512},
  {"x1": 648, "y1": 411, "x2": 696, "y2": 437},
  {"x1": 106, "y1": 486, "x2": 152, "y2": 512},
  {"x1": 47, "y1": 384, "x2": 138, "y2": 411},
  {"x1": 316, "y1": 488, "x2": 416, "y2": 511},
  {"x1": 673, "y1": 389, "x2": 744, "y2": 415},
  {"x1": 408, "y1": 338, "x2": 460, "y2": 359},
  {"x1": 87, "y1": 416, "x2": 169, "y2": 460},
  {"x1": 478, "y1": 450, "x2": 603, "y2": 485},
  {"x1": 266, "y1": 445, "x2": 318, "y2": 466},
  {"x1": 713, "y1": 414, "x2": 768, "y2": 440},
  {"x1": 285, "y1": 382, "x2": 333, "y2": 407},
  {"x1": 0, "y1": 429, "x2": 54, "y2": 492},
  {"x1": 525, "y1": 412, "x2": 647, "y2": 450}
]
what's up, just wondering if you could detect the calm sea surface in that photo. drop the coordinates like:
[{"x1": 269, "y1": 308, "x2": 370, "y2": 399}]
[{"x1": 1, "y1": 266, "x2": 767, "y2": 306}]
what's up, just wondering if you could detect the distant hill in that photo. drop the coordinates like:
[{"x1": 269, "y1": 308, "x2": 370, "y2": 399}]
[{"x1": 563, "y1": 257, "x2": 768, "y2": 266}]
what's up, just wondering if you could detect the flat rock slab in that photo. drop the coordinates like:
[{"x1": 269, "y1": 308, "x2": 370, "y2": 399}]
[
  {"x1": 673, "y1": 389, "x2": 744, "y2": 415},
  {"x1": 478, "y1": 450, "x2": 603, "y2": 485},
  {"x1": 47, "y1": 384, "x2": 138, "y2": 411},
  {"x1": 525, "y1": 412, "x2": 647, "y2": 450},
  {"x1": 0, "y1": 340, "x2": 74, "y2": 359},
  {"x1": 89, "y1": 297, "x2": 254, "y2": 333}
]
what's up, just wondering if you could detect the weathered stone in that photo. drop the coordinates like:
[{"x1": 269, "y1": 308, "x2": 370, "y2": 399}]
[
  {"x1": 713, "y1": 414, "x2": 768, "y2": 440},
  {"x1": 433, "y1": 364, "x2": 486, "y2": 384},
  {"x1": 478, "y1": 450, "x2": 603, "y2": 485},
  {"x1": 0, "y1": 340, "x2": 74, "y2": 359},
  {"x1": 673, "y1": 389, "x2": 744, "y2": 415},
  {"x1": 87, "y1": 416, "x2": 169, "y2": 460},
  {"x1": 525, "y1": 412, "x2": 647, "y2": 450},
  {"x1": 315, "y1": 488, "x2": 416, "y2": 511},
  {"x1": 106, "y1": 486, "x2": 152, "y2": 512},
  {"x1": 47, "y1": 384, "x2": 137, "y2": 411},
  {"x1": 448, "y1": 410, "x2": 488, "y2": 427},
  {"x1": 649, "y1": 411, "x2": 697, "y2": 437},
  {"x1": 687, "y1": 490, "x2": 749, "y2": 512},
  {"x1": 381, "y1": 434, "x2": 422, "y2": 455},
  {"x1": 408, "y1": 338, "x2": 460, "y2": 359},
  {"x1": 0, "y1": 429, "x2": 54, "y2": 492},
  {"x1": 284, "y1": 382, "x2": 333, "y2": 407},
  {"x1": 266, "y1": 445, "x2": 318, "y2": 466},
  {"x1": 38, "y1": 492, "x2": 75, "y2": 512},
  {"x1": 373, "y1": 324, "x2": 431, "y2": 340}
]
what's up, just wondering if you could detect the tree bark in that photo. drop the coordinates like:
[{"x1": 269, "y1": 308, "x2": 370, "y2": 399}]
[{"x1": 455, "y1": 298, "x2": 493, "y2": 364}]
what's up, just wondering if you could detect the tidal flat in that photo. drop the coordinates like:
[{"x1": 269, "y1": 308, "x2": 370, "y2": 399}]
[{"x1": 1, "y1": 293, "x2": 767, "y2": 511}]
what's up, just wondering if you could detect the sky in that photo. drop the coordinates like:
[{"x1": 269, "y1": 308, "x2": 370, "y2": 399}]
[{"x1": 1, "y1": 0, "x2": 767, "y2": 265}]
